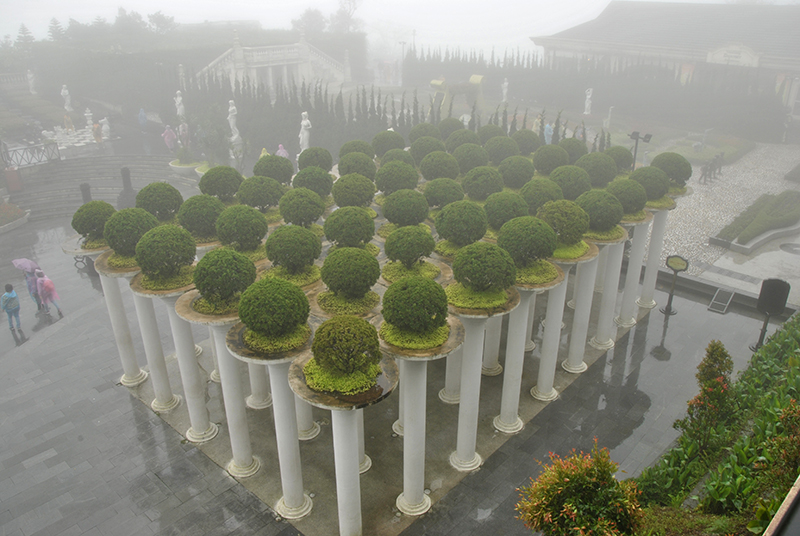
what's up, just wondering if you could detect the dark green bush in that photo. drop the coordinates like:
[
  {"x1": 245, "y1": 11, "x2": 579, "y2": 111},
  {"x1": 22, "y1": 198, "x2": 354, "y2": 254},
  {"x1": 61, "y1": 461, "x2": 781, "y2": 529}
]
[
  {"x1": 298, "y1": 147, "x2": 333, "y2": 172},
  {"x1": 135, "y1": 225, "x2": 196, "y2": 279},
  {"x1": 323, "y1": 206, "x2": 375, "y2": 247},
  {"x1": 558, "y1": 138, "x2": 589, "y2": 164},
  {"x1": 321, "y1": 247, "x2": 380, "y2": 298},
  {"x1": 265, "y1": 225, "x2": 321, "y2": 274},
  {"x1": 410, "y1": 136, "x2": 446, "y2": 166},
  {"x1": 381, "y1": 148, "x2": 415, "y2": 168},
  {"x1": 438, "y1": 117, "x2": 464, "y2": 141},
  {"x1": 385, "y1": 225, "x2": 435, "y2": 269},
  {"x1": 372, "y1": 130, "x2": 406, "y2": 158},
  {"x1": 462, "y1": 166, "x2": 503, "y2": 201},
  {"x1": 484, "y1": 191, "x2": 529, "y2": 230},
  {"x1": 537, "y1": 200, "x2": 590, "y2": 245},
  {"x1": 445, "y1": 128, "x2": 481, "y2": 153},
  {"x1": 382, "y1": 189, "x2": 429, "y2": 227},
  {"x1": 332, "y1": 173, "x2": 375, "y2": 207},
  {"x1": 72, "y1": 200, "x2": 116, "y2": 240},
  {"x1": 239, "y1": 278, "x2": 309, "y2": 337},
  {"x1": 737, "y1": 190, "x2": 800, "y2": 244},
  {"x1": 478, "y1": 124, "x2": 505, "y2": 145},
  {"x1": 651, "y1": 152, "x2": 693, "y2": 187},
  {"x1": 549, "y1": 165, "x2": 592, "y2": 200},
  {"x1": 292, "y1": 167, "x2": 333, "y2": 198},
  {"x1": 178, "y1": 195, "x2": 226, "y2": 239},
  {"x1": 512, "y1": 129, "x2": 542, "y2": 156},
  {"x1": 279, "y1": 187, "x2": 325, "y2": 227},
  {"x1": 104, "y1": 207, "x2": 159, "y2": 257},
  {"x1": 453, "y1": 143, "x2": 489, "y2": 175},
  {"x1": 498, "y1": 216, "x2": 557, "y2": 266},
  {"x1": 337, "y1": 152, "x2": 376, "y2": 181},
  {"x1": 630, "y1": 166, "x2": 671, "y2": 201},
  {"x1": 435, "y1": 200, "x2": 487, "y2": 246},
  {"x1": 194, "y1": 247, "x2": 256, "y2": 301},
  {"x1": 499, "y1": 156, "x2": 535, "y2": 189},
  {"x1": 606, "y1": 178, "x2": 648, "y2": 215},
  {"x1": 383, "y1": 276, "x2": 448, "y2": 333},
  {"x1": 575, "y1": 190, "x2": 624, "y2": 232},
  {"x1": 520, "y1": 178, "x2": 564, "y2": 215},
  {"x1": 419, "y1": 151, "x2": 459, "y2": 181},
  {"x1": 236, "y1": 176, "x2": 286, "y2": 211},
  {"x1": 339, "y1": 139, "x2": 375, "y2": 160},
  {"x1": 311, "y1": 315, "x2": 380, "y2": 374},
  {"x1": 199, "y1": 166, "x2": 245, "y2": 202},
  {"x1": 136, "y1": 182, "x2": 184, "y2": 221},
  {"x1": 605, "y1": 146, "x2": 634, "y2": 172},
  {"x1": 409, "y1": 122, "x2": 441, "y2": 143},
  {"x1": 533, "y1": 145, "x2": 570, "y2": 175},
  {"x1": 485, "y1": 136, "x2": 521, "y2": 166},
  {"x1": 253, "y1": 155, "x2": 294, "y2": 185},
  {"x1": 375, "y1": 160, "x2": 418, "y2": 195},
  {"x1": 216, "y1": 204, "x2": 269, "y2": 251},
  {"x1": 575, "y1": 152, "x2": 618, "y2": 188},
  {"x1": 452, "y1": 242, "x2": 516, "y2": 292},
  {"x1": 423, "y1": 178, "x2": 464, "y2": 208}
]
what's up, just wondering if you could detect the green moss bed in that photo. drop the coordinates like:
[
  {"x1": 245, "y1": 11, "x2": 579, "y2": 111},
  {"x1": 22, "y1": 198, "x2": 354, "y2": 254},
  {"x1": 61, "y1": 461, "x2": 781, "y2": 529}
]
[
  {"x1": 516, "y1": 260, "x2": 559, "y2": 286},
  {"x1": 621, "y1": 210, "x2": 647, "y2": 222},
  {"x1": 107, "y1": 253, "x2": 138, "y2": 270},
  {"x1": 434, "y1": 239, "x2": 461, "y2": 258},
  {"x1": 328, "y1": 242, "x2": 380, "y2": 257},
  {"x1": 261, "y1": 265, "x2": 321, "y2": 287},
  {"x1": 263, "y1": 207, "x2": 283, "y2": 224},
  {"x1": 192, "y1": 295, "x2": 240, "y2": 315},
  {"x1": 377, "y1": 222, "x2": 431, "y2": 239},
  {"x1": 317, "y1": 290, "x2": 381, "y2": 316},
  {"x1": 583, "y1": 225, "x2": 626, "y2": 242},
  {"x1": 303, "y1": 358, "x2": 382, "y2": 395},
  {"x1": 374, "y1": 194, "x2": 386, "y2": 206},
  {"x1": 646, "y1": 196, "x2": 676, "y2": 210},
  {"x1": 381, "y1": 260, "x2": 440, "y2": 283},
  {"x1": 192, "y1": 234, "x2": 218, "y2": 245},
  {"x1": 140, "y1": 265, "x2": 195, "y2": 291},
  {"x1": 244, "y1": 323, "x2": 312, "y2": 354},
  {"x1": 445, "y1": 282, "x2": 508, "y2": 309},
  {"x1": 81, "y1": 238, "x2": 108, "y2": 250},
  {"x1": 668, "y1": 185, "x2": 687, "y2": 196},
  {"x1": 379, "y1": 322, "x2": 450, "y2": 350},
  {"x1": 551, "y1": 240, "x2": 590, "y2": 260},
  {"x1": 483, "y1": 227, "x2": 499, "y2": 241},
  {"x1": 223, "y1": 244, "x2": 267, "y2": 262},
  {"x1": 309, "y1": 223, "x2": 325, "y2": 238}
]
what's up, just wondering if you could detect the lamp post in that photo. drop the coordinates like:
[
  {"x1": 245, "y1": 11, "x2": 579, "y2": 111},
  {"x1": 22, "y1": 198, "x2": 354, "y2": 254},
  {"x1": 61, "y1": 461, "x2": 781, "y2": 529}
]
[{"x1": 629, "y1": 131, "x2": 652, "y2": 171}]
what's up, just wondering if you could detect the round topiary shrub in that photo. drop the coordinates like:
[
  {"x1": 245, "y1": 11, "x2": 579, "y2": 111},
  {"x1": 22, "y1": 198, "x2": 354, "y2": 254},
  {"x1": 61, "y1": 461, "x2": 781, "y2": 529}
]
[
  {"x1": 323, "y1": 206, "x2": 375, "y2": 247},
  {"x1": 575, "y1": 152, "x2": 618, "y2": 188},
  {"x1": 194, "y1": 247, "x2": 256, "y2": 302},
  {"x1": 382, "y1": 189, "x2": 429, "y2": 227},
  {"x1": 651, "y1": 152, "x2": 692, "y2": 186},
  {"x1": 409, "y1": 122, "x2": 441, "y2": 143},
  {"x1": 298, "y1": 147, "x2": 333, "y2": 172},
  {"x1": 337, "y1": 152, "x2": 377, "y2": 181},
  {"x1": 375, "y1": 160, "x2": 418, "y2": 195},
  {"x1": 549, "y1": 165, "x2": 592, "y2": 200},
  {"x1": 265, "y1": 224, "x2": 321, "y2": 274},
  {"x1": 279, "y1": 187, "x2": 325, "y2": 227},
  {"x1": 604, "y1": 146, "x2": 634, "y2": 172},
  {"x1": 606, "y1": 178, "x2": 648, "y2": 215},
  {"x1": 423, "y1": 178, "x2": 464, "y2": 208},
  {"x1": 484, "y1": 191, "x2": 529, "y2": 230},
  {"x1": 332, "y1": 173, "x2": 375, "y2": 207},
  {"x1": 453, "y1": 143, "x2": 489, "y2": 175},
  {"x1": 307, "y1": 315, "x2": 381, "y2": 393},
  {"x1": 383, "y1": 276, "x2": 448, "y2": 333},
  {"x1": 485, "y1": 136, "x2": 521, "y2": 166},
  {"x1": 178, "y1": 195, "x2": 226, "y2": 239},
  {"x1": 575, "y1": 190, "x2": 624, "y2": 232},
  {"x1": 462, "y1": 166, "x2": 503, "y2": 201},
  {"x1": 452, "y1": 241, "x2": 516, "y2": 292},
  {"x1": 558, "y1": 138, "x2": 589, "y2": 164},
  {"x1": 321, "y1": 247, "x2": 380, "y2": 298},
  {"x1": 236, "y1": 176, "x2": 287, "y2": 211},
  {"x1": 338, "y1": 139, "x2": 375, "y2": 160},
  {"x1": 536, "y1": 200, "x2": 590, "y2": 245},
  {"x1": 478, "y1": 124, "x2": 505, "y2": 145},
  {"x1": 520, "y1": 178, "x2": 564, "y2": 215},
  {"x1": 380, "y1": 148, "x2": 415, "y2": 168},
  {"x1": 135, "y1": 225, "x2": 196, "y2": 279},
  {"x1": 438, "y1": 117, "x2": 464, "y2": 141},
  {"x1": 435, "y1": 200, "x2": 487, "y2": 246},
  {"x1": 497, "y1": 216, "x2": 557, "y2": 266},
  {"x1": 136, "y1": 182, "x2": 184, "y2": 221},
  {"x1": 253, "y1": 154, "x2": 294, "y2": 185},
  {"x1": 499, "y1": 155, "x2": 535, "y2": 189},
  {"x1": 239, "y1": 278, "x2": 309, "y2": 337},
  {"x1": 419, "y1": 151, "x2": 459, "y2": 181},
  {"x1": 216, "y1": 204, "x2": 269, "y2": 251},
  {"x1": 512, "y1": 129, "x2": 542, "y2": 156},
  {"x1": 630, "y1": 166, "x2": 671, "y2": 200},
  {"x1": 72, "y1": 200, "x2": 116, "y2": 241},
  {"x1": 199, "y1": 166, "x2": 244, "y2": 201},
  {"x1": 445, "y1": 128, "x2": 481, "y2": 153},
  {"x1": 533, "y1": 145, "x2": 570, "y2": 176},
  {"x1": 104, "y1": 207, "x2": 159, "y2": 257},
  {"x1": 410, "y1": 136, "x2": 446, "y2": 167},
  {"x1": 385, "y1": 225, "x2": 435, "y2": 269},
  {"x1": 372, "y1": 130, "x2": 406, "y2": 158},
  {"x1": 292, "y1": 166, "x2": 333, "y2": 198}
]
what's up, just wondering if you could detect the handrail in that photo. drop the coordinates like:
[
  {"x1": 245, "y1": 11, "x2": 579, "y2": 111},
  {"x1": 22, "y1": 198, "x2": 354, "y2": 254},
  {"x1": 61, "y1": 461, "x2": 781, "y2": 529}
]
[{"x1": 1, "y1": 141, "x2": 61, "y2": 169}]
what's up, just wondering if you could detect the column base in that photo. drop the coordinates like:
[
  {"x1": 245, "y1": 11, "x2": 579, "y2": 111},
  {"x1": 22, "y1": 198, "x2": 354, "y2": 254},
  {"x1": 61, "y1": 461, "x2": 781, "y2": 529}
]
[
  {"x1": 589, "y1": 336, "x2": 615, "y2": 350},
  {"x1": 227, "y1": 455, "x2": 261, "y2": 478},
  {"x1": 636, "y1": 297, "x2": 657, "y2": 309},
  {"x1": 438, "y1": 388, "x2": 460, "y2": 405},
  {"x1": 396, "y1": 492, "x2": 432, "y2": 516},
  {"x1": 449, "y1": 450, "x2": 482, "y2": 472},
  {"x1": 151, "y1": 394, "x2": 181, "y2": 413},
  {"x1": 120, "y1": 369, "x2": 148, "y2": 387},
  {"x1": 210, "y1": 369, "x2": 221, "y2": 383},
  {"x1": 194, "y1": 344, "x2": 203, "y2": 356},
  {"x1": 531, "y1": 385, "x2": 558, "y2": 401},
  {"x1": 276, "y1": 494, "x2": 313, "y2": 520},
  {"x1": 614, "y1": 315, "x2": 636, "y2": 328},
  {"x1": 541, "y1": 319, "x2": 566, "y2": 330},
  {"x1": 562, "y1": 360, "x2": 587, "y2": 374},
  {"x1": 246, "y1": 393, "x2": 273, "y2": 410},
  {"x1": 525, "y1": 340, "x2": 536, "y2": 352},
  {"x1": 566, "y1": 299, "x2": 576, "y2": 310},
  {"x1": 186, "y1": 422, "x2": 219, "y2": 443},
  {"x1": 359, "y1": 454, "x2": 372, "y2": 474},
  {"x1": 492, "y1": 415, "x2": 523, "y2": 434},
  {"x1": 392, "y1": 419, "x2": 404, "y2": 437},
  {"x1": 298, "y1": 422, "x2": 321, "y2": 441},
  {"x1": 481, "y1": 363, "x2": 503, "y2": 376}
]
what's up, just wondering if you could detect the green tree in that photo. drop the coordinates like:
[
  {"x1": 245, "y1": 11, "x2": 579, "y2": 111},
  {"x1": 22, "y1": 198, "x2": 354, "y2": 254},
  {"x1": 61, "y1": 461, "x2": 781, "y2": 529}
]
[
  {"x1": 147, "y1": 12, "x2": 176, "y2": 35},
  {"x1": 15, "y1": 24, "x2": 35, "y2": 50},
  {"x1": 291, "y1": 9, "x2": 327, "y2": 34},
  {"x1": 48, "y1": 19, "x2": 65, "y2": 41}
]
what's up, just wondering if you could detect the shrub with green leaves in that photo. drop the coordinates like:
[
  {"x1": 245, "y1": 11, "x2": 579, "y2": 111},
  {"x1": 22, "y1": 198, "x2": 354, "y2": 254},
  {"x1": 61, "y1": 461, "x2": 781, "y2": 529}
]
[
  {"x1": 383, "y1": 276, "x2": 448, "y2": 333},
  {"x1": 216, "y1": 205, "x2": 268, "y2": 251},
  {"x1": 537, "y1": 200, "x2": 589, "y2": 245},
  {"x1": 292, "y1": 166, "x2": 334, "y2": 198},
  {"x1": 380, "y1": 148, "x2": 415, "y2": 168},
  {"x1": 498, "y1": 216, "x2": 557, "y2": 266},
  {"x1": 338, "y1": 139, "x2": 375, "y2": 160},
  {"x1": 575, "y1": 190, "x2": 624, "y2": 232},
  {"x1": 512, "y1": 129, "x2": 542, "y2": 156},
  {"x1": 419, "y1": 150, "x2": 459, "y2": 181},
  {"x1": 375, "y1": 160, "x2": 418, "y2": 195},
  {"x1": 533, "y1": 145, "x2": 570, "y2": 176},
  {"x1": 332, "y1": 173, "x2": 375, "y2": 207},
  {"x1": 630, "y1": 166, "x2": 671, "y2": 201},
  {"x1": 453, "y1": 143, "x2": 489, "y2": 175},
  {"x1": 104, "y1": 207, "x2": 159, "y2": 257},
  {"x1": 605, "y1": 146, "x2": 634, "y2": 172},
  {"x1": 323, "y1": 206, "x2": 375, "y2": 247},
  {"x1": 337, "y1": 152, "x2": 377, "y2": 181},
  {"x1": 484, "y1": 191, "x2": 528, "y2": 230},
  {"x1": 194, "y1": 247, "x2": 256, "y2": 301},
  {"x1": 279, "y1": 188, "x2": 325, "y2": 227},
  {"x1": 135, "y1": 225, "x2": 196, "y2": 279},
  {"x1": 575, "y1": 152, "x2": 618, "y2": 188},
  {"x1": 265, "y1": 225, "x2": 321, "y2": 274},
  {"x1": 438, "y1": 117, "x2": 464, "y2": 141},
  {"x1": 253, "y1": 154, "x2": 294, "y2": 185},
  {"x1": 385, "y1": 225, "x2": 435, "y2": 269},
  {"x1": 435, "y1": 200, "x2": 487, "y2": 246},
  {"x1": 136, "y1": 182, "x2": 184, "y2": 221},
  {"x1": 445, "y1": 128, "x2": 481, "y2": 153},
  {"x1": 498, "y1": 155, "x2": 535, "y2": 189},
  {"x1": 452, "y1": 241, "x2": 516, "y2": 292},
  {"x1": 236, "y1": 176, "x2": 286, "y2": 211},
  {"x1": 409, "y1": 122, "x2": 441, "y2": 143},
  {"x1": 298, "y1": 147, "x2": 333, "y2": 172},
  {"x1": 558, "y1": 138, "x2": 588, "y2": 164},
  {"x1": 239, "y1": 278, "x2": 309, "y2": 337},
  {"x1": 410, "y1": 136, "x2": 446, "y2": 166},
  {"x1": 178, "y1": 195, "x2": 226, "y2": 239},
  {"x1": 308, "y1": 315, "x2": 381, "y2": 393},
  {"x1": 549, "y1": 165, "x2": 592, "y2": 200},
  {"x1": 485, "y1": 135, "x2": 521, "y2": 166},
  {"x1": 478, "y1": 124, "x2": 504, "y2": 145},
  {"x1": 462, "y1": 166, "x2": 503, "y2": 201},
  {"x1": 606, "y1": 178, "x2": 647, "y2": 215},
  {"x1": 72, "y1": 200, "x2": 116, "y2": 240},
  {"x1": 423, "y1": 178, "x2": 464, "y2": 208},
  {"x1": 520, "y1": 178, "x2": 564, "y2": 215},
  {"x1": 372, "y1": 130, "x2": 406, "y2": 158},
  {"x1": 199, "y1": 166, "x2": 244, "y2": 201},
  {"x1": 321, "y1": 247, "x2": 380, "y2": 299},
  {"x1": 382, "y1": 189, "x2": 429, "y2": 227},
  {"x1": 652, "y1": 151, "x2": 693, "y2": 187}
]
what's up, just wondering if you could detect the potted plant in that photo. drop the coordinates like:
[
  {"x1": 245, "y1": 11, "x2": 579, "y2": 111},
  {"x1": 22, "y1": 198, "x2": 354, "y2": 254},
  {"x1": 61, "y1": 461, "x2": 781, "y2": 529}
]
[
  {"x1": 317, "y1": 247, "x2": 381, "y2": 316},
  {"x1": 575, "y1": 190, "x2": 626, "y2": 242},
  {"x1": 381, "y1": 148, "x2": 416, "y2": 168},
  {"x1": 134, "y1": 225, "x2": 197, "y2": 290},
  {"x1": 192, "y1": 248, "x2": 256, "y2": 314},
  {"x1": 216, "y1": 204, "x2": 269, "y2": 262},
  {"x1": 575, "y1": 152, "x2": 618, "y2": 188},
  {"x1": 606, "y1": 178, "x2": 648, "y2": 223},
  {"x1": 419, "y1": 151, "x2": 459, "y2": 181},
  {"x1": 375, "y1": 160, "x2": 418, "y2": 198},
  {"x1": 71, "y1": 200, "x2": 116, "y2": 249},
  {"x1": 483, "y1": 191, "x2": 528, "y2": 239},
  {"x1": 298, "y1": 147, "x2": 333, "y2": 172},
  {"x1": 452, "y1": 143, "x2": 489, "y2": 175},
  {"x1": 263, "y1": 225, "x2": 322, "y2": 288},
  {"x1": 331, "y1": 173, "x2": 376, "y2": 216},
  {"x1": 630, "y1": 166, "x2": 676, "y2": 210},
  {"x1": 409, "y1": 136, "x2": 445, "y2": 166},
  {"x1": 323, "y1": 206, "x2": 375, "y2": 250},
  {"x1": 462, "y1": 166, "x2": 503, "y2": 201},
  {"x1": 485, "y1": 136, "x2": 520, "y2": 166},
  {"x1": 292, "y1": 166, "x2": 334, "y2": 203},
  {"x1": 446, "y1": 242, "x2": 518, "y2": 311},
  {"x1": 548, "y1": 165, "x2": 592, "y2": 200},
  {"x1": 279, "y1": 188, "x2": 325, "y2": 232},
  {"x1": 378, "y1": 189, "x2": 429, "y2": 238},
  {"x1": 199, "y1": 166, "x2": 244, "y2": 203},
  {"x1": 497, "y1": 216, "x2": 561, "y2": 286},
  {"x1": 236, "y1": 176, "x2": 286, "y2": 224},
  {"x1": 498, "y1": 156, "x2": 535, "y2": 189},
  {"x1": 337, "y1": 153, "x2": 376, "y2": 182},
  {"x1": 433, "y1": 200, "x2": 487, "y2": 258},
  {"x1": 254, "y1": 154, "x2": 294, "y2": 185},
  {"x1": 170, "y1": 146, "x2": 204, "y2": 176},
  {"x1": 339, "y1": 139, "x2": 375, "y2": 160},
  {"x1": 382, "y1": 225, "x2": 440, "y2": 284},
  {"x1": 237, "y1": 278, "x2": 311, "y2": 354},
  {"x1": 102, "y1": 207, "x2": 159, "y2": 269},
  {"x1": 520, "y1": 178, "x2": 564, "y2": 215},
  {"x1": 379, "y1": 276, "x2": 450, "y2": 350},
  {"x1": 511, "y1": 129, "x2": 542, "y2": 157},
  {"x1": 536, "y1": 200, "x2": 592, "y2": 261},
  {"x1": 532, "y1": 145, "x2": 570, "y2": 176},
  {"x1": 177, "y1": 194, "x2": 226, "y2": 247},
  {"x1": 423, "y1": 178, "x2": 464, "y2": 220},
  {"x1": 372, "y1": 130, "x2": 405, "y2": 159},
  {"x1": 135, "y1": 182, "x2": 184, "y2": 223},
  {"x1": 651, "y1": 151, "x2": 692, "y2": 193},
  {"x1": 445, "y1": 129, "x2": 480, "y2": 153}
]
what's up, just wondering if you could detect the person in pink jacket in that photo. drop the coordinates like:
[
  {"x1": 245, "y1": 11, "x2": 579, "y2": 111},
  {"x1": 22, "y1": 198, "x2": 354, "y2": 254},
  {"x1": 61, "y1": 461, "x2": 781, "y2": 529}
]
[{"x1": 35, "y1": 270, "x2": 62, "y2": 318}]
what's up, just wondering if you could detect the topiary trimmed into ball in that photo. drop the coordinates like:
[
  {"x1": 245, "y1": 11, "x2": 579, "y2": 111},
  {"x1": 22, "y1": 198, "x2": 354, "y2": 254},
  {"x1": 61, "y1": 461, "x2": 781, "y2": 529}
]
[
  {"x1": 332, "y1": 173, "x2": 375, "y2": 207},
  {"x1": 462, "y1": 166, "x2": 503, "y2": 201},
  {"x1": 512, "y1": 129, "x2": 542, "y2": 156},
  {"x1": 135, "y1": 225, "x2": 196, "y2": 279},
  {"x1": 337, "y1": 152, "x2": 377, "y2": 181},
  {"x1": 216, "y1": 204, "x2": 268, "y2": 251},
  {"x1": 549, "y1": 165, "x2": 592, "y2": 200},
  {"x1": 323, "y1": 206, "x2": 375, "y2": 247},
  {"x1": 383, "y1": 276, "x2": 448, "y2": 333},
  {"x1": 575, "y1": 152, "x2": 618, "y2": 188},
  {"x1": 575, "y1": 190, "x2": 624, "y2": 232},
  {"x1": 445, "y1": 129, "x2": 481, "y2": 153},
  {"x1": 375, "y1": 160, "x2": 418, "y2": 195},
  {"x1": 410, "y1": 136, "x2": 446, "y2": 167},
  {"x1": 498, "y1": 216, "x2": 557, "y2": 267},
  {"x1": 453, "y1": 143, "x2": 489, "y2": 175},
  {"x1": 478, "y1": 124, "x2": 505, "y2": 145},
  {"x1": 630, "y1": 166, "x2": 671, "y2": 201},
  {"x1": 520, "y1": 178, "x2": 564, "y2": 215},
  {"x1": 651, "y1": 152, "x2": 692, "y2": 187},
  {"x1": 298, "y1": 147, "x2": 333, "y2": 172},
  {"x1": 604, "y1": 146, "x2": 634, "y2": 172},
  {"x1": 558, "y1": 138, "x2": 588, "y2": 164},
  {"x1": 452, "y1": 241, "x2": 516, "y2": 292},
  {"x1": 419, "y1": 151, "x2": 459, "y2": 181},
  {"x1": 484, "y1": 191, "x2": 529, "y2": 230},
  {"x1": 178, "y1": 195, "x2": 226, "y2": 239},
  {"x1": 424, "y1": 178, "x2": 464, "y2": 208},
  {"x1": 409, "y1": 122, "x2": 441, "y2": 143},
  {"x1": 136, "y1": 182, "x2": 184, "y2": 221},
  {"x1": 292, "y1": 166, "x2": 334, "y2": 198},
  {"x1": 485, "y1": 136, "x2": 521, "y2": 166},
  {"x1": 338, "y1": 139, "x2": 375, "y2": 160},
  {"x1": 279, "y1": 187, "x2": 325, "y2": 228},
  {"x1": 72, "y1": 200, "x2": 116, "y2": 240},
  {"x1": 435, "y1": 200, "x2": 487, "y2": 246},
  {"x1": 536, "y1": 200, "x2": 590, "y2": 245},
  {"x1": 265, "y1": 225, "x2": 321, "y2": 274},
  {"x1": 438, "y1": 117, "x2": 464, "y2": 141},
  {"x1": 311, "y1": 315, "x2": 380, "y2": 376},
  {"x1": 237, "y1": 176, "x2": 287, "y2": 211},
  {"x1": 533, "y1": 145, "x2": 570, "y2": 175},
  {"x1": 499, "y1": 155, "x2": 535, "y2": 189},
  {"x1": 606, "y1": 178, "x2": 648, "y2": 215},
  {"x1": 321, "y1": 247, "x2": 380, "y2": 299},
  {"x1": 194, "y1": 247, "x2": 256, "y2": 301},
  {"x1": 381, "y1": 148, "x2": 415, "y2": 168},
  {"x1": 372, "y1": 130, "x2": 406, "y2": 158},
  {"x1": 382, "y1": 189, "x2": 429, "y2": 227},
  {"x1": 104, "y1": 207, "x2": 159, "y2": 257},
  {"x1": 199, "y1": 166, "x2": 244, "y2": 201},
  {"x1": 253, "y1": 154, "x2": 294, "y2": 185},
  {"x1": 239, "y1": 278, "x2": 309, "y2": 337},
  {"x1": 385, "y1": 225, "x2": 435, "y2": 269}
]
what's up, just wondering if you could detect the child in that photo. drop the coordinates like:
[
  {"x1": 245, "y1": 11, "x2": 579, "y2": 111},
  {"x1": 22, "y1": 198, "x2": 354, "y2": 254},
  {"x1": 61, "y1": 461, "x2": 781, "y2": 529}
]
[
  {"x1": 1, "y1": 283, "x2": 21, "y2": 332},
  {"x1": 35, "y1": 270, "x2": 63, "y2": 318}
]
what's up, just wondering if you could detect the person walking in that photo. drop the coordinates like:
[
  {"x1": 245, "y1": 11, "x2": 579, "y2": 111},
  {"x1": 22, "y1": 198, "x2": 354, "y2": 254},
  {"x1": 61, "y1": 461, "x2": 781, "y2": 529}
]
[
  {"x1": 35, "y1": 270, "x2": 63, "y2": 318},
  {"x1": 2, "y1": 283, "x2": 22, "y2": 333}
]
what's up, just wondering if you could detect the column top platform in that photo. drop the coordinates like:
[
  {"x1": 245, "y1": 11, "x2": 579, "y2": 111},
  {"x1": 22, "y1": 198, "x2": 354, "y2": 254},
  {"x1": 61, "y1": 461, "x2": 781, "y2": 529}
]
[
  {"x1": 226, "y1": 321, "x2": 312, "y2": 366},
  {"x1": 584, "y1": 225, "x2": 629, "y2": 246},
  {"x1": 61, "y1": 234, "x2": 110, "y2": 258},
  {"x1": 645, "y1": 197, "x2": 678, "y2": 212},
  {"x1": 620, "y1": 210, "x2": 655, "y2": 227},
  {"x1": 94, "y1": 249, "x2": 140, "y2": 279},
  {"x1": 129, "y1": 271, "x2": 195, "y2": 299},
  {"x1": 448, "y1": 286, "x2": 520, "y2": 319},
  {"x1": 550, "y1": 241, "x2": 600, "y2": 266},
  {"x1": 376, "y1": 315, "x2": 465, "y2": 362},
  {"x1": 175, "y1": 289, "x2": 240, "y2": 326},
  {"x1": 514, "y1": 261, "x2": 565, "y2": 293}
]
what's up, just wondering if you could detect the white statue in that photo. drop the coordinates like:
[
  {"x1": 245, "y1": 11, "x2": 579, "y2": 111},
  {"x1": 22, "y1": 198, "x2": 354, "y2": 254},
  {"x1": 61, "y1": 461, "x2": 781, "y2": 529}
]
[
  {"x1": 298, "y1": 111, "x2": 311, "y2": 153},
  {"x1": 227, "y1": 100, "x2": 239, "y2": 140},
  {"x1": 61, "y1": 85, "x2": 73, "y2": 112},
  {"x1": 584, "y1": 88, "x2": 593, "y2": 115},
  {"x1": 174, "y1": 90, "x2": 185, "y2": 119},
  {"x1": 27, "y1": 70, "x2": 36, "y2": 95},
  {"x1": 84, "y1": 108, "x2": 93, "y2": 128},
  {"x1": 603, "y1": 106, "x2": 614, "y2": 130},
  {"x1": 501, "y1": 78, "x2": 509, "y2": 102},
  {"x1": 100, "y1": 117, "x2": 110, "y2": 139}
]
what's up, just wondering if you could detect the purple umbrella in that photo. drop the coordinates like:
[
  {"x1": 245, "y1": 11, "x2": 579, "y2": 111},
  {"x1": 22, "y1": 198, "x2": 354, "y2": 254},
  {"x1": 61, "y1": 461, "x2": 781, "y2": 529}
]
[{"x1": 12, "y1": 258, "x2": 40, "y2": 273}]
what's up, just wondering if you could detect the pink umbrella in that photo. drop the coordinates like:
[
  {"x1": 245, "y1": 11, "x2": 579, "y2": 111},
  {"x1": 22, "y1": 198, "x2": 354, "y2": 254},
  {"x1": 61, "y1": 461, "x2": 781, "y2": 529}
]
[{"x1": 12, "y1": 258, "x2": 40, "y2": 272}]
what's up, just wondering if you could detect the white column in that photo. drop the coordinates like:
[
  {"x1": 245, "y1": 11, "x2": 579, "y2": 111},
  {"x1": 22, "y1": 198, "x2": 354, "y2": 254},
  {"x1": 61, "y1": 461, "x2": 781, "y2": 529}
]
[
  {"x1": 331, "y1": 409, "x2": 362, "y2": 536},
  {"x1": 495, "y1": 291, "x2": 533, "y2": 433},
  {"x1": 481, "y1": 316, "x2": 503, "y2": 376},
  {"x1": 563, "y1": 256, "x2": 600, "y2": 373},
  {"x1": 594, "y1": 245, "x2": 608, "y2": 291},
  {"x1": 296, "y1": 397, "x2": 321, "y2": 440},
  {"x1": 532, "y1": 275, "x2": 569, "y2": 401},
  {"x1": 590, "y1": 241, "x2": 626, "y2": 350},
  {"x1": 637, "y1": 209, "x2": 669, "y2": 309},
  {"x1": 567, "y1": 270, "x2": 579, "y2": 309},
  {"x1": 131, "y1": 293, "x2": 179, "y2": 412},
  {"x1": 98, "y1": 273, "x2": 147, "y2": 386},
  {"x1": 396, "y1": 359, "x2": 432, "y2": 515},
  {"x1": 246, "y1": 363, "x2": 272, "y2": 409},
  {"x1": 616, "y1": 221, "x2": 651, "y2": 328},
  {"x1": 393, "y1": 360, "x2": 405, "y2": 436},
  {"x1": 208, "y1": 327, "x2": 220, "y2": 382},
  {"x1": 357, "y1": 409, "x2": 371, "y2": 473},
  {"x1": 450, "y1": 316, "x2": 488, "y2": 471},
  {"x1": 525, "y1": 293, "x2": 539, "y2": 351},
  {"x1": 438, "y1": 346, "x2": 461, "y2": 404}
]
